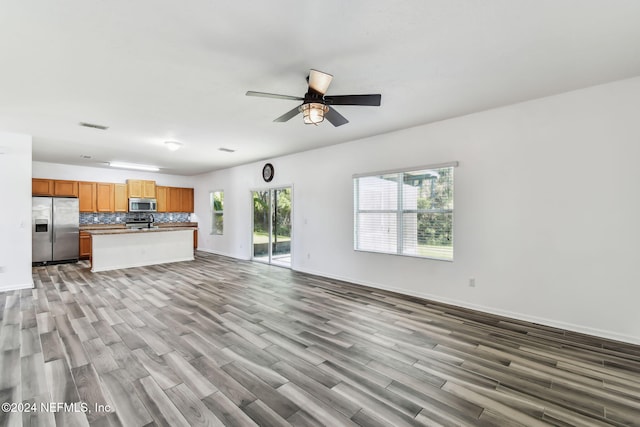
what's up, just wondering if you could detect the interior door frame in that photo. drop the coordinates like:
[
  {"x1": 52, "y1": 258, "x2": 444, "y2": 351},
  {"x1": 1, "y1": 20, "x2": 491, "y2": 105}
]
[{"x1": 250, "y1": 184, "x2": 293, "y2": 267}]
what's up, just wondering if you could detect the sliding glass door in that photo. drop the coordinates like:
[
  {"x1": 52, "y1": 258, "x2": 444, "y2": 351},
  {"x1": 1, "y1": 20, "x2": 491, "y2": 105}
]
[{"x1": 252, "y1": 187, "x2": 292, "y2": 267}]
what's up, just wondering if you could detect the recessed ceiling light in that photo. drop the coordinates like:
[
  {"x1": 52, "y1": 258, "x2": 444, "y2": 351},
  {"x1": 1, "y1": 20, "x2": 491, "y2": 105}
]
[
  {"x1": 164, "y1": 141, "x2": 182, "y2": 151},
  {"x1": 219, "y1": 147, "x2": 235, "y2": 153},
  {"x1": 108, "y1": 162, "x2": 159, "y2": 172},
  {"x1": 79, "y1": 122, "x2": 109, "y2": 130}
]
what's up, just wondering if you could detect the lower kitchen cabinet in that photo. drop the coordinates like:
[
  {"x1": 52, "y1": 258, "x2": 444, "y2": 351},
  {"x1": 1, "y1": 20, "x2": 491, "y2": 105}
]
[
  {"x1": 194, "y1": 229, "x2": 198, "y2": 249},
  {"x1": 79, "y1": 232, "x2": 91, "y2": 259}
]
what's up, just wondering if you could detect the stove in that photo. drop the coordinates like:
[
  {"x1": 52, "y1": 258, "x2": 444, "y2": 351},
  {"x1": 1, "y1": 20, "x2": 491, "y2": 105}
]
[{"x1": 125, "y1": 213, "x2": 155, "y2": 229}]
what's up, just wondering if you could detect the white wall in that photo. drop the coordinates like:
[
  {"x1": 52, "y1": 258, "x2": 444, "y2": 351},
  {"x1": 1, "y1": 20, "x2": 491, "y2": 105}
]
[
  {"x1": 0, "y1": 132, "x2": 33, "y2": 291},
  {"x1": 194, "y1": 76, "x2": 640, "y2": 344},
  {"x1": 32, "y1": 161, "x2": 194, "y2": 187}
]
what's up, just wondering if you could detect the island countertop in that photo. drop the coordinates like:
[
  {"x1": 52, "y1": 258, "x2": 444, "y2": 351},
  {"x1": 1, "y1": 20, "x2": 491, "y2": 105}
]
[
  {"x1": 86, "y1": 226, "x2": 197, "y2": 236},
  {"x1": 88, "y1": 227, "x2": 197, "y2": 272}
]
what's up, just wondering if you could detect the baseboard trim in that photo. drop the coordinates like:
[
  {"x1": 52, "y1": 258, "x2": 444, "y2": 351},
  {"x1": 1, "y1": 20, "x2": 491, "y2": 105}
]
[
  {"x1": 197, "y1": 248, "x2": 251, "y2": 261},
  {"x1": 0, "y1": 282, "x2": 34, "y2": 293},
  {"x1": 295, "y1": 266, "x2": 640, "y2": 346}
]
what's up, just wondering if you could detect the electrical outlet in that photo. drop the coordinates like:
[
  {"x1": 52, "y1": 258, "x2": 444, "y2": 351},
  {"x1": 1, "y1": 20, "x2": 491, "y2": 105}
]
[{"x1": 469, "y1": 277, "x2": 476, "y2": 287}]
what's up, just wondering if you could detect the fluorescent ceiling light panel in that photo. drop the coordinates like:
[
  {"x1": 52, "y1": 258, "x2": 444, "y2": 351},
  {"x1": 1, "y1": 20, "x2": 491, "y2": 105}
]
[{"x1": 108, "y1": 162, "x2": 160, "y2": 172}]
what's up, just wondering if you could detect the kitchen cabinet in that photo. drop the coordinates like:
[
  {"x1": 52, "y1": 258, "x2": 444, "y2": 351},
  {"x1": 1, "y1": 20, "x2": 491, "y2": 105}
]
[
  {"x1": 158, "y1": 186, "x2": 194, "y2": 213},
  {"x1": 32, "y1": 178, "x2": 79, "y2": 197},
  {"x1": 127, "y1": 179, "x2": 156, "y2": 198},
  {"x1": 143, "y1": 180, "x2": 157, "y2": 198},
  {"x1": 79, "y1": 231, "x2": 91, "y2": 259},
  {"x1": 114, "y1": 184, "x2": 128, "y2": 212},
  {"x1": 194, "y1": 229, "x2": 198, "y2": 249},
  {"x1": 181, "y1": 188, "x2": 194, "y2": 213},
  {"x1": 96, "y1": 183, "x2": 114, "y2": 212},
  {"x1": 156, "y1": 186, "x2": 168, "y2": 212},
  {"x1": 32, "y1": 178, "x2": 54, "y2": 195},
  {"x1": 78, "y1": 182, "x2": 97, "y2": 212},
  {"x1": 168, "y1": 187, "x2": 182, "y2": 212},
  {"x1": 53, "y1": 180, "x2": 79, "y2": 197}
]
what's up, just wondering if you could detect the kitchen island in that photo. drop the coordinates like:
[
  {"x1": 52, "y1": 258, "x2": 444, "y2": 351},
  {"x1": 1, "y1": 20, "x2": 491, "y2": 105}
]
[{"x1": 86, "y1": 227, "x2": 197, "y2": 272}]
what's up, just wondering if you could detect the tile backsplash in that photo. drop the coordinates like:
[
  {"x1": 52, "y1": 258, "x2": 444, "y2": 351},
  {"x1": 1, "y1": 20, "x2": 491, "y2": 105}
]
[{"x1": 80, "y1": 212, "x2": 191, "y2": 225}]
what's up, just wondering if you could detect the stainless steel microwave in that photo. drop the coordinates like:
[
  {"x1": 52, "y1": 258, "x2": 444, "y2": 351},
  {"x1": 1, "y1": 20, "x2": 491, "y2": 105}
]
[{"x1": 129, "y1": 198, "x2": 157, "y2": 212}]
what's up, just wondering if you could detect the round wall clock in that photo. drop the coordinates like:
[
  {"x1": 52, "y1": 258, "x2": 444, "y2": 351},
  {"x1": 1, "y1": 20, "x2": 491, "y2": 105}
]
[{"x1": 262, "y1": 163, "x2": 274, "y2": 182}]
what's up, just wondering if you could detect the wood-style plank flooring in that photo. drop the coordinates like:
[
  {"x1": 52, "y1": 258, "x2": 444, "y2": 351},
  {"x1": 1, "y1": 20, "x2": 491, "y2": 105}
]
[{"x1": 1, "y1": 252, "x2": 639, "y2": 426}]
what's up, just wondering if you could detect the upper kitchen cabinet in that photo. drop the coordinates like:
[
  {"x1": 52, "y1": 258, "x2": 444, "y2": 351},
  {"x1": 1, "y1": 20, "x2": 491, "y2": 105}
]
[
  {"x1": 156, "y1": 186, "x2": 168, "y2": 213},
  {"x1": 157, "y1": 186, "x2": 194, "y2": 213},
  {"x1": 78, "y1": 182, "x2": 97, "y2": 212},
  {"x1": 96, "y1": 183, "x2": 114, "y2": 212},
  {"x1": 181, "y1": 188, "x2": 194, "y2": 213},
  {"x1": 168, "y1": 187, "x2": 182, "y2": 212},
  {"x1": 143, "y1": 180, "x2": 156, "y2": 198},
  {"x1": 53, "y1": 180, "x2": 79, "y2": 197},
  {"x1": 114, "y1": 184, "x2": 128, "y2": 212},
  {"x1": 32, "y1": 178, "x2": 78, "y2": 197},
  {"x1": 32, "y1": 178, "x2": 54, "y2": 196},
  {"x1": 127, "y1": 179, "x2": 156, "y2": 198}
]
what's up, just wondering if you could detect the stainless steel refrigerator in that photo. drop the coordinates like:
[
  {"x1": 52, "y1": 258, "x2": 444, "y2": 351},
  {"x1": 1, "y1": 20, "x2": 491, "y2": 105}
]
[{"x1": 32, "y1": 197, "x2": 79, "y2": 265}]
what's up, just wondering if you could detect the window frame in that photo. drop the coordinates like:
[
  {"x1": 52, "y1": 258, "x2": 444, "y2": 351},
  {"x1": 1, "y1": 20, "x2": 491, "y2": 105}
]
[
  {"x1": 353, "y1": 161, "x2": 457, "y2": 261},
  {"x1": 210, "y1": 190, "x2": 224, "y2": 235}
]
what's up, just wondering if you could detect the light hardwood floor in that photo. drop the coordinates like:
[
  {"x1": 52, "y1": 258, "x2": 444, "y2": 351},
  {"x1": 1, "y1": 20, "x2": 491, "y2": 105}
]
[{"x1": 1, "y1": 252, "x2": 639, "y2": 426}]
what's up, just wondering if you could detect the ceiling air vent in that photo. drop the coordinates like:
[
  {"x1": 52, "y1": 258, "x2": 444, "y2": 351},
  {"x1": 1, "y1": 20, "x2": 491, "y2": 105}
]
[
  {"x1": 219, "y1": 147, "x2": 235, "y2": 153},
  {"x1": 79, "y1": 122, "x2": 109, "y2": 130}
]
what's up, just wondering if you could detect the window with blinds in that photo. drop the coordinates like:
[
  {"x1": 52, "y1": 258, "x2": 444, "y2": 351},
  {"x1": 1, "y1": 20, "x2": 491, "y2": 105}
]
[{"x1": 353, "y1": 162, "x2": 456, "y2": 261}]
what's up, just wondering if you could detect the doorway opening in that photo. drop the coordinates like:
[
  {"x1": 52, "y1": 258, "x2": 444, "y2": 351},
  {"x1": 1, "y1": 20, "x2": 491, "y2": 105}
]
[{"x1": 252, "y1": 187, "x2": 292, "y2": 267}]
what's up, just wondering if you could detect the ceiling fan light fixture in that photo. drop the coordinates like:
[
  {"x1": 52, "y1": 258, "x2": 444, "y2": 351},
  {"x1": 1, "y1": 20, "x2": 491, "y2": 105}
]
[
  {"x1": 164, "y1": 141, "x2": 182, "y2": 151},
  {"x1": 300, "y1": 103, "x2": 329, "y2": 125}
]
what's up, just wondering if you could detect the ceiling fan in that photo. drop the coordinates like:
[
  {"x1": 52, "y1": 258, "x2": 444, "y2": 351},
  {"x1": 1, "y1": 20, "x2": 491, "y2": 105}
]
[{"x1": 246, "y1": 69, "x2": 381, "y2": 127}]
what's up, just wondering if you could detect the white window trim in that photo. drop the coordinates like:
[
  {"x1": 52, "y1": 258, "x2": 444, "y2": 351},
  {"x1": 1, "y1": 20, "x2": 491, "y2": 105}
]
[
  {"x1": 353, "y1": 161, "x2": 457, "y2": 261},
  {"x1": 210, "y1": 190, "x2": 224, "y2": 235}
]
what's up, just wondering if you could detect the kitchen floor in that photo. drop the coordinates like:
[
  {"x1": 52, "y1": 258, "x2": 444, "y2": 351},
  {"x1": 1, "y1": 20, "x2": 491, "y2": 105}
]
[{"x1": 1, "y1": 253, "x2": 639, "y2": 426}]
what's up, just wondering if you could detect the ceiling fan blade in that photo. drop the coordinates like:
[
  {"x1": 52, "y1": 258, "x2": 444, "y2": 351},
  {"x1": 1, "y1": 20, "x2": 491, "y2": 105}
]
[
  {"x1": 324, "y1": 94, "x2": 381, "y2": 106},
  {"x1": 273, "y1": 105, "x2": 302, "y2": 122},
  {"x1": 324, "y1": 107, "x2": 349, "y2": 127},
  {"x1": 246, "y1": 91, "x2": 303, "y2": 101},
  {"x1": 308, "y1": 69, "x2": 333, "y2": 95}
]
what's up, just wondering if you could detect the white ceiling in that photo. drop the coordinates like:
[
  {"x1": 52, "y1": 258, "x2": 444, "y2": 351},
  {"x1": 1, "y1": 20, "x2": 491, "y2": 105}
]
[{"x1": 1, "y1": 1, "x2": 639, "y2": 175}]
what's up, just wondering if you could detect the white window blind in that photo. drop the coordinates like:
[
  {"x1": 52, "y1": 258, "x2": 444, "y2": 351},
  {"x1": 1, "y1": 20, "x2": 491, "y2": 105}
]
[{"x1": 353, "y1": 162, "x2": 456, "y2": 261}]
